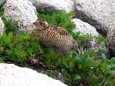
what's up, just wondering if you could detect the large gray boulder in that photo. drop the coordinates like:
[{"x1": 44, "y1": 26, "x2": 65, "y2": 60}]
[
  {"x1": 73, "y1": 0, "x2": 115, "y2": 36},
  {"x1": 0, "y1": 0, "x2": 6, "y2": 6},
  {"x1": 29, "y1": 0, "x2": 74, "y2": 13},
  {"x1": 0, "y1": 17, "x2": 4, "y2": 36},
  {"x1": 4, "y1": 0, "x2": 37, "y2": 34},
  {"x1": 72, "y1": 18, "x2": 110, "y2": 58},
  {"x1": 107, "y1": 27, "x2": 115, "y2": 56},
  {"x1": 0, "y1": 63, "x2": 67, "y2": 86},
  {"x1": 73, "y1": 0, "x2": 115, "y2": 56},
  {"x1": 71, "y1": 18, "x2": 99, "y2": 36}
]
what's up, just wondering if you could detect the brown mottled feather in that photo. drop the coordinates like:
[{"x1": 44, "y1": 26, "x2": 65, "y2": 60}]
[
  {"x1": 48, "y1": 25, "x2": 70, "y2": 36},
  {"x1": 32, "y1": 19, "x2": 79, "y2": 53}
]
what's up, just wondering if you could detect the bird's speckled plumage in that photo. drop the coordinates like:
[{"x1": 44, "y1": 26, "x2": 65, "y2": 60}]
[{"x1": 32, "y1": 19, "x2": 79, "y2": 53}]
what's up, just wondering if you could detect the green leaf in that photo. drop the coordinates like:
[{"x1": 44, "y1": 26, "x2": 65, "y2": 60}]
[
  {"x1": 84, "y1": 58, "x2": 94, "y2": 67},
  {"x1": 0, "y1": 8, "x2": 4, "y2": 16},
  {"x1": 68, "y1": 60, "x2": 74, "y2": 69},
  {"x1": 72, "y1": 74, "x2": 81, "y2": 81},
  {"x1": 74, "y1": 56, "x2": 81, "y2": 64},
  {"x1": 110, "y1": 57, "x2": 115, "y2": 63},
  {"x1": 0, "y1": 57, "x2": 4, "y2": 63},
  {"x1": 46, "y1": 70, "x2": 56, "y2": 78},
  {"x1": 110, "y1": 71, "x2": 115, "y2": 75}
]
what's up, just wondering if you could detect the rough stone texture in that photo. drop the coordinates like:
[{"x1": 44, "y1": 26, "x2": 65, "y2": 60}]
[
  {"x1": 72, "y1": 18, "x2": 110, "y2": 58},
  {"x1": 0, "y1": 17, "x2": 4, "y2": 36},
  {"x1": 73, "y1": 0, "x2": 115, "y2": 36},
  {"x1": 0, "y1": 63, "x2": 67, "y2": 86},
  {"x1": 71, "y1": 18, "x2": 99, "y2": 36},
  {"x1": 0, "y1": 0, "x2": 6, "y2": 6},
  {"x1": 4, "y1": 0, "x2": 37, "y2": 34},
  {"x1": 29, "y1": 0, "x2": 74, "y2": 13},
  {"x1": 107, "y1": 27, "x2": 115, "y2": 56}
]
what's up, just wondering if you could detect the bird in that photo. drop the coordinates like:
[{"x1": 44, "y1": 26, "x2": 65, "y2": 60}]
[
  {"x1": 32, "y1": 18, "x2": 79, "y2": 53},
  {"x1": 33, "y1": 18, "x2": 49, "y2": 29}
]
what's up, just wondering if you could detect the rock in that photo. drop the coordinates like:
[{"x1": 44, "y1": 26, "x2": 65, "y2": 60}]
[
  {"x1": 0, "y1": 17, "x2": 4, "y2": 36},
  {"x1": 73, "y1": 0, "x2": 115, "y2": 36},
  {"x1": 0, "y1": 0, "x2": 6, "y2": 7},
  {"x1": 71, "y1": 18, "x2": 99, "y2": 36},
  {"x1": 107, "y1": 27, "x2": 115, "y2": 56},
  {"x1": 29, "y1": 0, "x2": 74, "y2": 13},
  {"x1": 4, "y1": 0, "x2": 37, "y2": 34},
  {"x1": 0, "y1": 63, "x2": 67, "y2": 86},
  {"x1": 72, "y1": 18, "x2": 110, "y2": 58}
]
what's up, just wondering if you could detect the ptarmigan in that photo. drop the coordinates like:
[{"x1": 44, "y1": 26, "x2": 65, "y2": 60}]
[{"x1": 32, "y1": 19, "x2": 79, "y2": 53}]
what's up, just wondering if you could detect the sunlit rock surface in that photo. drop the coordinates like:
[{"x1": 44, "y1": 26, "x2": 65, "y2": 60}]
[
  {"x1": 0, "y1": 63, "x2": 67, "y2": 86},
  {"x1": 29, "y1": 0, "x2": 74, "y2": 13},
  {"x1": 0, "y1": 17, "x2": 4, "y2": 36},
  {"x1": 4, "y1": 0, "x2": 37, "y2": 34}
]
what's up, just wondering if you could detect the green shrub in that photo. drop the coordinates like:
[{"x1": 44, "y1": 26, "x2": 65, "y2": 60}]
[
  {"x1": 38, "y1": 12, "x2": 76, "y2": 32},
  {"x1": 37, "y1": 12, "x2": 114, "y2": 85},
  {"x1": 0, "y1": 11, "x2": 114, "y2": 86},
  {"x1": 0, "y1": 19, "x2": 41, "y2": 64},
  {"x1": 0, "y1": 8, "x2": 4, "y2": 17}
]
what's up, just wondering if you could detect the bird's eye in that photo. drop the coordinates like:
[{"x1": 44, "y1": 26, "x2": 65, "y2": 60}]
[{"x1": 39, "y1": 22, "x2": 43, "y2": 25}]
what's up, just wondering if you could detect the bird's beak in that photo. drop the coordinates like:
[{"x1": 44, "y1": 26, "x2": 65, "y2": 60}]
[{"x1": 33, "y1": 22, "x2": 37, "y2": 25}]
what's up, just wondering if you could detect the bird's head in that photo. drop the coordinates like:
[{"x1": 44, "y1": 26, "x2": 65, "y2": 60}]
[{"x1": 33, "y1": 18, "x2": 48, "y2": 29}]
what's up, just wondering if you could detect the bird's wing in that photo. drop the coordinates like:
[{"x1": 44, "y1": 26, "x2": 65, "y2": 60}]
[{"x1": 49, "y1": 26, "x2": 70, "y2": 36}]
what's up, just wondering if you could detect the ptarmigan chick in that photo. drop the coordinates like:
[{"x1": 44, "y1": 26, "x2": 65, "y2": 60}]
[{"x1": 32, "y1": 19, "x2": 79, "y2": 53}]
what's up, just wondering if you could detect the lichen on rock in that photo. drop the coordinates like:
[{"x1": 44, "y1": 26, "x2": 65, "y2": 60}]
[{"x1": 4, "y1": 0, "x2": 37, "y2": 34}]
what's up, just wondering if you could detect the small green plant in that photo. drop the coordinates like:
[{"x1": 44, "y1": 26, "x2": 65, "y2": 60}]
[
  {"x1": 0, "y1": 10, "x2": 114, "y2": 86},
  {"x1": 38, "y1": 11, "x2": 76, "y2": 32},
  {"x1": 0, "y1": 8, "x2": 4, "y2": 17},
  {"x1": 72, "y1": 32, "x2": 93, "y2": 48},
  {"x1": 0, "y1": 19, "x2": 41, "y2": 64},
  {"x1": 95, "y1": 35, "x2": 107, "y2": 43},
  {"x1": 42, "y1": 51, "x2": 115, "y2": 86},
  {"x1": 37, "y1": 12, "x2": 114, "y2": 85}
]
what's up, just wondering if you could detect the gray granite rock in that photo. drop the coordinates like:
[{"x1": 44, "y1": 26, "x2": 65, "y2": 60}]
[
  {"x1": 29, "y1": 0, "x2": 75, "y2": 13},
  {"x1": 0, "y1": 63, "x2": 67, "y2": 86},
  {"x1": 0, "y1": 0, "x2": 6, "y2": 7},
  {"x1": 73, "y1": 0, "x2": 115, "y2": 36},
  {"x1": 4, "y1": 0, "x2": 37, "y2": 34},
  {"x1": 107, "y1": 27, "x2": 115, "y2": 56},
  {"x1": 0, "y1": 17, "x2": 4, "y2": 36},
  {"x1": 71, "y1": 18, "x2": 99, "y2": 36},
  {"x1": 72, "y1": 18, "x2": 110, "y2": 58}
]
